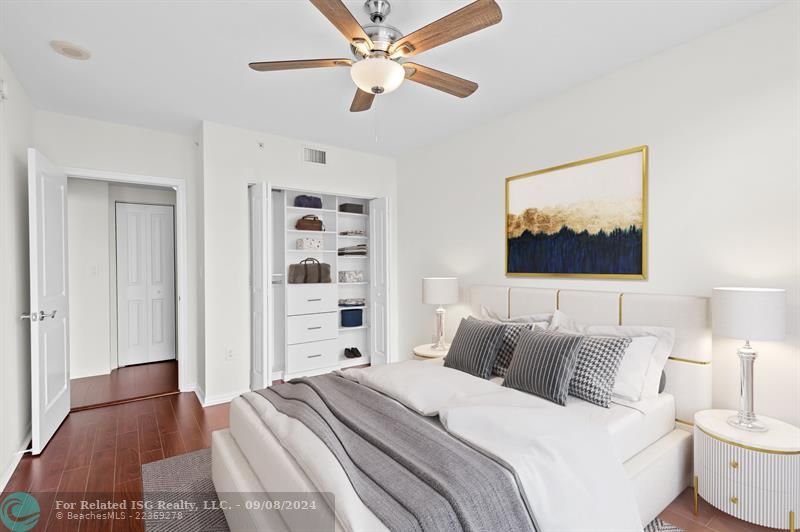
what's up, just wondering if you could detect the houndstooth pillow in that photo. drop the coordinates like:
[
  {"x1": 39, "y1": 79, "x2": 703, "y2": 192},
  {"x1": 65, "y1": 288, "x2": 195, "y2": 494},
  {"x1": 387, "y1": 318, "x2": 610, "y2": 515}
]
[
  {"x1": 569, "y1": 335, "x2": 632, "y2": 407},
  {"x1": 491, "y1": 322, "x2": 533, "y2": 377}
]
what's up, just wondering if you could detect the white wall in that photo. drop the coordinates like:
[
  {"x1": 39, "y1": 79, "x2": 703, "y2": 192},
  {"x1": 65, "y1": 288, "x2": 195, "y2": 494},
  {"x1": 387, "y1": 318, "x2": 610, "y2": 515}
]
[
  {"x1": 34, "y1": 111, "x2": 201, "y2": 391},
  {"x1": 67, "y1": 178, "x2": 177, "y2": 378},
  {"x1": 397, "y1": 3, "x2": 800, "y2": 425},
  {"x1": 0, "y1": 53, "x2": 34, "y2": 488},
  {"x1": 67, "y1": 178, "x2": 111, "y2": 378},
  {"x1": 201, "y1": 121, "x2": 398, "y2": 402}
]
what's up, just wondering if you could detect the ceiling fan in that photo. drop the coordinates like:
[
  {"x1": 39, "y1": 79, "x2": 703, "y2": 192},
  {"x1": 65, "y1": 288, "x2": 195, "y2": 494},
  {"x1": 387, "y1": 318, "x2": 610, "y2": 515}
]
[{"x1": 249, "y1": 0, "x2": 502, "y2": 112}]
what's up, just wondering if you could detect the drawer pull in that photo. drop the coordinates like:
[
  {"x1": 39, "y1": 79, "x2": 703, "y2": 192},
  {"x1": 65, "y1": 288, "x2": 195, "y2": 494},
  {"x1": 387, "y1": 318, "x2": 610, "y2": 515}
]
[
  {"x1": 729, "y1": 496, "x2": 738, "y2": 505},
  {"x1": 307, "y1": 354, "x2": 322, "y2": 359},
  {"x1": 307, "y1": 298, "x2": 322, "y2": 302},
  {"x1": 307, "y1": 326, "x2": 322, "y2": 330},
  {"x1": 729, "y1": 460, "x2": 739, "y2": 469}
]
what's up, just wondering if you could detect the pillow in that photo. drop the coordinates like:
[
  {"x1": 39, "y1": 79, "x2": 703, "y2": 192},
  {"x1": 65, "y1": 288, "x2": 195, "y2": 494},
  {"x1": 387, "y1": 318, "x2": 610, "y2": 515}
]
[
  {"x1": 444, "y1": 318, "x2": 506, "y2": 379},
  {"x1": 610, "y1": 336, "x2": 659, "y2": 401},
  {"x1": 469, "y1": 317, "x2": 535, "y2": 378},
  {"x1": 550, "y1": 310, "x2": 675, "y2": 401},
  {"x1": 502, "y1": 328, "x2": 584, "y2": 406},
  {"x1": 481, "y1": 305, "x2": 553, "y2": 324},
  {"x1": 568, "y1": 335, "x2": 632, "y2": 407},
  {"x1": 583, "y1": 325, "x2": 674, "y2": 400}
]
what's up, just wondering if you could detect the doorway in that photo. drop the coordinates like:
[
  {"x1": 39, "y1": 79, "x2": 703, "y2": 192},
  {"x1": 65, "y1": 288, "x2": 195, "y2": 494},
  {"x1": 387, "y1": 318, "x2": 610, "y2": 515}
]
[
  {"x1": 27, "y1": 150, "x2": 190, "y2": 454},
  {"x1": 67, "y1": 180, "x2": 179, "y2": 410}
]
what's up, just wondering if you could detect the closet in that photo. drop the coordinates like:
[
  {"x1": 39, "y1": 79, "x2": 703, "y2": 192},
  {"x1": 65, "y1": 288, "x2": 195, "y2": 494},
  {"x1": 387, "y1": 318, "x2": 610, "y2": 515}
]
[{"x1": 249, "y1": 185, "x2": 389, "y2": 387}]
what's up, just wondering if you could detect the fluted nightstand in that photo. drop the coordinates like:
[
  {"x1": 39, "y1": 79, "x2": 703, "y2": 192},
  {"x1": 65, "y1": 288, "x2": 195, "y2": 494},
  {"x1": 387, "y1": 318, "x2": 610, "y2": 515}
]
[{"x1": 693, "y1": 409, "x2": 800, "y2": 531}]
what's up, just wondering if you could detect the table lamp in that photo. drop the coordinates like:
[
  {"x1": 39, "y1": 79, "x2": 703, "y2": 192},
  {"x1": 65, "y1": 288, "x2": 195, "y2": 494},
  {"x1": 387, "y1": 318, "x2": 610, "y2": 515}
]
[
  {"x1": 712, "y1": 287, "x2": 786, "y2": 432},
  {"x1": 422, "y1": 277, "x2": 459, "y2": 351}
]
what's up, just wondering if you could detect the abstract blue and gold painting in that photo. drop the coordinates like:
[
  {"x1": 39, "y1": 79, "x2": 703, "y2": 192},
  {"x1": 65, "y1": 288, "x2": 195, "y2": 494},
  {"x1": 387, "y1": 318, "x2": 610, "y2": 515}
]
[{"x1": 506, "y1": 146, "x2": 647, "y2": 279}]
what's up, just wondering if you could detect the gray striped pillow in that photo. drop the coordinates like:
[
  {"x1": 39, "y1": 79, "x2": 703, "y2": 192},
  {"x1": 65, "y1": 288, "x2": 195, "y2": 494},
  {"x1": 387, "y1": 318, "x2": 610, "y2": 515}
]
[
  {"x1": 444, "y1": 318, "x2": 506, "y2": 379},
  {"x1": 502, "y1": 328, "x2": 584, "y2": 405}
]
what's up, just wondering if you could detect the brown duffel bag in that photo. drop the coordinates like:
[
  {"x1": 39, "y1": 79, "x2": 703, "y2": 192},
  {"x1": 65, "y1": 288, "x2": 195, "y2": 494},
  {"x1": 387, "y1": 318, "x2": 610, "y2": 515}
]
[
  {"x1": 295, "y1": 215, "x2": 324, "y2": 231},
  {"x1": 288, "y1": 258, "x2": 331, "y2": 284}
]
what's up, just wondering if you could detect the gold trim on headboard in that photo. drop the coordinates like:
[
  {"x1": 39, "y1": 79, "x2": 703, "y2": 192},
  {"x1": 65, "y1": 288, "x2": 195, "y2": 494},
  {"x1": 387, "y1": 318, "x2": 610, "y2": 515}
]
[
  {"x1": 618, "y1": 293, "x2": 624, "y2": 325},
  {"x1": 555, "y1": 289, "x2": 561, "y2": 310},
  {"x1": 668, "y1": 356, "x2": 711, "y2": 366}
]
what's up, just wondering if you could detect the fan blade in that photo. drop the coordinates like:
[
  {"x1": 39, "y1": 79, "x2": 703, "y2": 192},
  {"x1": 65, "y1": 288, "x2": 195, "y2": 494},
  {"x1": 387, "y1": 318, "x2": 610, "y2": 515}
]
[
  {"x1": 310, "y1": 0, "x2": 375, "y2": 50},
  {"x1": 403, "y1": 63, "x2": 478, "y2": 98},
  {"x1": 389, "y1": 0, "x2": 502, "y2": 58},
  {"x1": 350, "y1": 88, "x2": 375, "y2": 112},
  {"x1": 249, "y1": 58, "x2": 352, "y2": 71}
]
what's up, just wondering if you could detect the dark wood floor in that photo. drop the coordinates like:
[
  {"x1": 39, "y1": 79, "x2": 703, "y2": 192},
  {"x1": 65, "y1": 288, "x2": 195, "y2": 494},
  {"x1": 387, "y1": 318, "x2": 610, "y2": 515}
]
[
  {"x1": 4, "y1": 392, "x2": 229, "y2": 531},
  {"x1": 70, "y1": 360, "x2": 178, "y2": 410},
  {"x1": 3, "y1": 393, "x2": 774, "y2": 532}
]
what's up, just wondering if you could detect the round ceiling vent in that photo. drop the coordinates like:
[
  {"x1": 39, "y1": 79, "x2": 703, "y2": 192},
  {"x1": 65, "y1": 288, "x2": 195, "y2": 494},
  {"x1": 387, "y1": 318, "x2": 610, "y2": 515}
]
[{"x1": 50, "y1": 40, "x2": 91, "y2": 60}]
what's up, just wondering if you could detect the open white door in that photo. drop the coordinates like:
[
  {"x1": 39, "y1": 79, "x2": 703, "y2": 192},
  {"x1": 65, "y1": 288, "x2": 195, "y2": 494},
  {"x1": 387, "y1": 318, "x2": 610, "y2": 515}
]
[
  {"x1": 26, "y1": 149, "x2": 70, "y2": 455},
  {"x1": 369, "y1": 197, "x2": 390, "y2": 365},
  {"x1": 249, "y1": 183, "x2": 272, "y2": 389}
]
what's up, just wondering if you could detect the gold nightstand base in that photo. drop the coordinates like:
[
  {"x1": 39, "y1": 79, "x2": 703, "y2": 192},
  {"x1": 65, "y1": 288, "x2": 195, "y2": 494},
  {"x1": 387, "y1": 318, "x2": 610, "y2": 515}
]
[{"x1": 693, "y1": 475, "x2": 698, "y2": 515}]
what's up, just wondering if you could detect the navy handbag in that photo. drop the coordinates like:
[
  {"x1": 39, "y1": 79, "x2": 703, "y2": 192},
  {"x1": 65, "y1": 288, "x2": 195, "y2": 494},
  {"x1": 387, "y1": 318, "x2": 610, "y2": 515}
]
[{"x1": 294, "y1": 195, "x2": 323, "y2": 209}]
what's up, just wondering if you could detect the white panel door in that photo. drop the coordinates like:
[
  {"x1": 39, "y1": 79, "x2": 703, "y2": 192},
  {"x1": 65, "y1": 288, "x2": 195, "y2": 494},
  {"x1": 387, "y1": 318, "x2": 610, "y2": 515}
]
[
  {"x1": 369, "y1": 197, "x2": 390, "y2": 365},
  {"x1": 27, "y1": 149, "x2": 70, "y2": 455},
  {"x1": 249, "y1": 183, "x2": 272, "y2": 390},
  {"x1": 116, "y1": 203, "x2": 176, "y2": 366}
]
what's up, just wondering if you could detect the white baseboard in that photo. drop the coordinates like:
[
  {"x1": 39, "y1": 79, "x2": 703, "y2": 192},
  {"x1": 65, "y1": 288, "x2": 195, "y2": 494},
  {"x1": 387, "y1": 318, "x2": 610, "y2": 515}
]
[
  {"x1": 0, "y1": 428, "x2": 31, "y2": 493},
  {"x1": 200, "y1": 389, "x2": 249, "y2": 407}
]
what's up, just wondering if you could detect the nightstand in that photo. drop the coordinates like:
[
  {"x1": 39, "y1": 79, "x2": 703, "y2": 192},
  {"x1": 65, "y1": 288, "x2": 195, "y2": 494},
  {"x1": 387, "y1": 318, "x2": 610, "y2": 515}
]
[
  {"x1": 693, "y1": 409, "x2": 800, "y2": 531},
  {"x1": 413, "y1": 343, "x2": 449, "y2": 361}
]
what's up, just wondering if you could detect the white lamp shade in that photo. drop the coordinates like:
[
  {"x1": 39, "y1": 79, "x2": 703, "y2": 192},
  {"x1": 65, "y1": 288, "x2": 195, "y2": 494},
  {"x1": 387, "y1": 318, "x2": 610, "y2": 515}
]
[
  {"x1": 422, "y1": 277, "x2": 459, "y2": 305},
  {"x1": 350, "y1": 57, "x2": 405, "y2": 95},
  {"x1": 712, "y1": 287, "x2": 786, "y2": 341}
]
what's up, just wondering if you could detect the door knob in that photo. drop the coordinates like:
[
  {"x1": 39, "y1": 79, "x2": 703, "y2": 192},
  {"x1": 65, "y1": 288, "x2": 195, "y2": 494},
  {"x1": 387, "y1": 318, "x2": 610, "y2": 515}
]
[{"x1": 20, "y1": 312, "x2": 39, "y2": 321}]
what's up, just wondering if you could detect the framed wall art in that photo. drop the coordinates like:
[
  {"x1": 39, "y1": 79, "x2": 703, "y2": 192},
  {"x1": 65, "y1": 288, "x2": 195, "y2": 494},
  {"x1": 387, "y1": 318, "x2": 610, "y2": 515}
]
[{"x1": 505, "y1": 145, "x2": 648, "y2": 279}]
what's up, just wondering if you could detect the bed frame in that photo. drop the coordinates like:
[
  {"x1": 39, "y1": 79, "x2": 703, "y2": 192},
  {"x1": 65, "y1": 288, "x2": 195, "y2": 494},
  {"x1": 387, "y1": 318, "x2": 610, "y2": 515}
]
[
  {"x1": 471, "y1": 285, "x2": 712, "y2": 523},
  {"x1": 212, "y1": 285, "x2": 712, "y2": 530}
]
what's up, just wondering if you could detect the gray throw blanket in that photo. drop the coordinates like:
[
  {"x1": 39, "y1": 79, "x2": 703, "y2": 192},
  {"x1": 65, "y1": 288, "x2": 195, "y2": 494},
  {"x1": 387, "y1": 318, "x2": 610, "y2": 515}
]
[{"x1": 254, "y1": 373, "x2": 535, "y2": 532}]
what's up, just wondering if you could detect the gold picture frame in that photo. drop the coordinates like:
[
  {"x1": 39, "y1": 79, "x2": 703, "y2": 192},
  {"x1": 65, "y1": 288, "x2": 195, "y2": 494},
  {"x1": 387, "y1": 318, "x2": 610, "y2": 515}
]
[{"x1": 505, "y1": 145, "x2": 648, "y2": 279}]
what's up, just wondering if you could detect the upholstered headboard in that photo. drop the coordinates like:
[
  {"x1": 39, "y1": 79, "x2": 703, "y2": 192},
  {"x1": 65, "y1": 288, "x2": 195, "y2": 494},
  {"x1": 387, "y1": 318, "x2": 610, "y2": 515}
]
[{"x1": 470, "y1": 285, "x2": 712, "y2": 424}]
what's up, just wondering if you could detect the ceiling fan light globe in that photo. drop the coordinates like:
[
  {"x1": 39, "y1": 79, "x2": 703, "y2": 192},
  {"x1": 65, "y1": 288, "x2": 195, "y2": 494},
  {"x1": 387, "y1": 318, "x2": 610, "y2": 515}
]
[{"x1": 350, "y1": 56, "x2": 404, "y2": 95}]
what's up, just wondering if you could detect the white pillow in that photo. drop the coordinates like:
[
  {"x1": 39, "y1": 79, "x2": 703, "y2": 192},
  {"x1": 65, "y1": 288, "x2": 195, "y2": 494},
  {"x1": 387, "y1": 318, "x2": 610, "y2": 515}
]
[
  {"x1": 548, "y1": 310, "x2": 675, "y2": 401},
  {"x1": 481, "y1": 305, "x2": 552, "y2": 324}
]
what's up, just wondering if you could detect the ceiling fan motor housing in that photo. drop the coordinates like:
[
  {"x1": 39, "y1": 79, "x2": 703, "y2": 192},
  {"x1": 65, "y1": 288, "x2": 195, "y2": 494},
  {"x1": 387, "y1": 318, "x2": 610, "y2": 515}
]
[{"x1": 364, "y1": 0, "x2": 391, "y2": 23}]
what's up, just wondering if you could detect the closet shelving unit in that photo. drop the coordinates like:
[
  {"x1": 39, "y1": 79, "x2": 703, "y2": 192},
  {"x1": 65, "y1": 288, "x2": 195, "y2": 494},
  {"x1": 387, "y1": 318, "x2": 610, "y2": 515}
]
[{"x1": 274, "y1": 190, "x2": 372, "y2": 379}]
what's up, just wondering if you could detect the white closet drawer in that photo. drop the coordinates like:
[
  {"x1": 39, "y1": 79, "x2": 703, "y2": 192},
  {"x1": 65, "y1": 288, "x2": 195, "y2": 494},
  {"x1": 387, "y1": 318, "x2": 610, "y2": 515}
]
[
  {"x1": 287, "y1": 284, "x2": 338, "y2": 316},
  {"x1": 287, "y1": 313, "x2": 337, "y2": 345},
  {"x1": 286, "y1": 339, "x2": 339, "y2": 373}
]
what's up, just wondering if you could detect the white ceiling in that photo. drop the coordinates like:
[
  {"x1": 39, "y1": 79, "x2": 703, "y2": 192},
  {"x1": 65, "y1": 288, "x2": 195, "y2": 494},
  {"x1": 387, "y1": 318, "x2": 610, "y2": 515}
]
[{"x1": 0, "y1": 0, "x2": 780, "y2": 156}]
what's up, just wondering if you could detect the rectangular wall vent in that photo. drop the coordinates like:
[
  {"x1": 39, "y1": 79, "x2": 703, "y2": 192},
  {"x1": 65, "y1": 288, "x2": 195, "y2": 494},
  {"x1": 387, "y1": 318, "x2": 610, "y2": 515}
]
[{"x1": 303, "y1": 147, "x2": 327, "y2": 165}]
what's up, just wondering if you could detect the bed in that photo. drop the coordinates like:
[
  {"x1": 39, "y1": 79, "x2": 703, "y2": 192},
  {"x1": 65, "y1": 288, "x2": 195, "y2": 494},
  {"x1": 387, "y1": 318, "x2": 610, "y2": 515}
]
[{"x1": 212, "y1": 286, "x2": 712, "y2": 531}]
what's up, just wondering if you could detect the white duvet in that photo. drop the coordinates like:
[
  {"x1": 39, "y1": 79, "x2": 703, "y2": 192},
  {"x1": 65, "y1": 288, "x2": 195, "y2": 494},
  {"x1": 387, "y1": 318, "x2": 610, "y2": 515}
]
[{"x1": 254, "y1": 361, "x2": 643, "y2": 532}]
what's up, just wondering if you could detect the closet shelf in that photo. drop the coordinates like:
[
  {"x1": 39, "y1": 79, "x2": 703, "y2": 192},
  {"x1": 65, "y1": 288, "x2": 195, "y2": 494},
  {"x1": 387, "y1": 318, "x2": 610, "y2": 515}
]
[
  {"x1": 339, "y1": 326, "x2": 368, "y2": 331},
  {"x1": 287, "y1": 206, "x2": 337, "y2": 214},
  {"x1": 287, "y1": 230, "x2": 336, "y2": 235},
  {"x1": 337, "y1": 211, "x2": 368, "y2": 218}
]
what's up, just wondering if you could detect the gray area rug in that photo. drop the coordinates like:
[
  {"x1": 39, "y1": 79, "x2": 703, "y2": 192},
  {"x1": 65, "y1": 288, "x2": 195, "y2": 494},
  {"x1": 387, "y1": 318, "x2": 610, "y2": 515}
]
[{"x1": 142, "y1": 448, "x2": 685, "y2": 532}]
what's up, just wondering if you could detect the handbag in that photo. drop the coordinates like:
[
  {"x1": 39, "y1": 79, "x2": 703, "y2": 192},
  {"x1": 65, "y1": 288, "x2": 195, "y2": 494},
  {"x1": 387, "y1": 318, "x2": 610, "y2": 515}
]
[
  {"x1": 288, "y1": 258, "x2": 331, "y2": 284},
  {"x1": 295, "y1": 215, "x2": 324, "y2": 231},
  {"x1": 294, "y1": 195, "x2": 322, "y2": 209}
]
